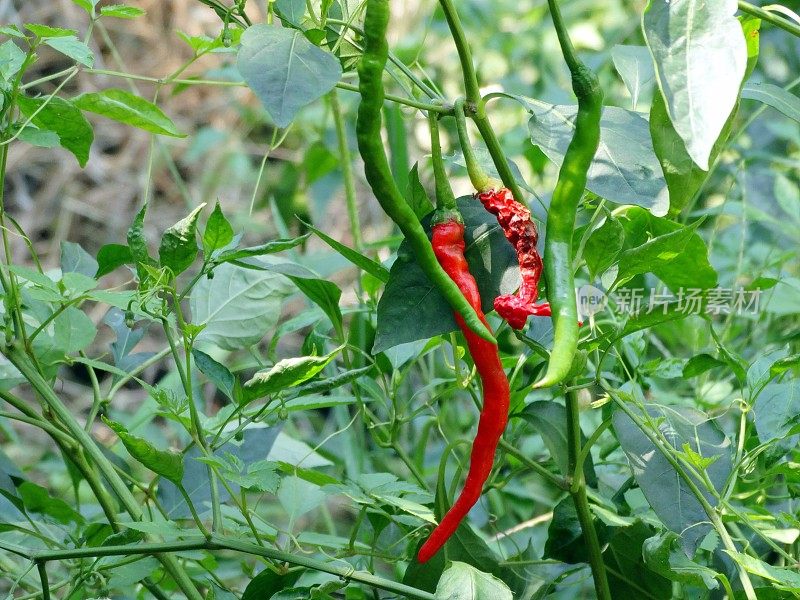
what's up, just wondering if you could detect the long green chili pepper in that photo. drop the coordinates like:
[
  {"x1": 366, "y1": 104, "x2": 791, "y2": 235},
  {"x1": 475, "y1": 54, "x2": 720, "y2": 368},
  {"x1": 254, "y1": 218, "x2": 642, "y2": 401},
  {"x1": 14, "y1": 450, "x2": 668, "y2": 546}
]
[
  {"x1": 356, "y1": 0, "x2": 495, "y2": 345},
  {"x1": 534, "y1": 0, "x2": 603, "y2": 389}
]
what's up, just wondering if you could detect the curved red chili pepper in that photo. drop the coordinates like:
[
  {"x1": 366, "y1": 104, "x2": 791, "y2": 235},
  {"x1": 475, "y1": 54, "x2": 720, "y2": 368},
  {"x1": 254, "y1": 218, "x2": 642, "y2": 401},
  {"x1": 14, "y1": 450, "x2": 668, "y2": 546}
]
[
  {"x1": 477, "y1": 188, "x2": 551, "y2": 329},
  {"x1": 418, "y1": 219, "x2": 510, "y2": 564}
]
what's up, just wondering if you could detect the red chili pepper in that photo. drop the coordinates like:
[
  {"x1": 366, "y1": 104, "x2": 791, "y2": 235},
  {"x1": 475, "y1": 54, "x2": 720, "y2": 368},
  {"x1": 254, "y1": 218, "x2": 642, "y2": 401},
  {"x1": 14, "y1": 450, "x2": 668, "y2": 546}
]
[
  {"x1": 477, "y1": 188, "x2": 551, "y2": 329},
  {"x1": 417, "y1": 217, "x2": 510, "y2": 564}
]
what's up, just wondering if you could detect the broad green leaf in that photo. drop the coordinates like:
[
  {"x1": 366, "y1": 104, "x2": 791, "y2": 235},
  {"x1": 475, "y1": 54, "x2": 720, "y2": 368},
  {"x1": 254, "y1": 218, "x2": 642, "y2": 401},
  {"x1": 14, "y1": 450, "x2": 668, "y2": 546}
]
[
  {"x1": 610, "y1": 45, "x2": 655, "y2": 110},
  {"x1": 288, "y1": 276, "x2": 342, "y2": 336},
  {"x1": 192, "y1": 348, "x2": 235, "y2": 400},
  {"x1": 277, "y1": 475, "x2": 326, "y2": 521},
  {"x1": 190, "y1": 262, "x2": 292, "y2": 350},
  {"x1": 752, "y1": 379, "x2": 799, "y2": 454},
  {"x1": 604, "y1": 522, "x2": 673, "y2": 599},
  {"x1": 612, "y1": 397, "x2": 732, "y2": 555},
  {"x1": 17, "y1": 96, "x2": 93, "y2": 167},
  {"x1": 106, "y1": 557, "x2": 159, "y2": 589},
  {"x1": 96, "y1": 243, "x2": 133, "y2": 277},
  {"x1": 683, "y1": 353, "x2": 725, "y2": 378},
  {"x1": 243, "y1": 349, "x2": 339, "y2": 404},
  {"x1": 74, "y1": 88, "x2": 184, "y2": 137},
  {"x1": 522, "y1": 98, "x2": 667, "y2": 214},
  {"x1": 583, "y1": 215, "x2": 624, "y2": 279},
  {"x1": 100, "y1": 4, "x2": 146, "y2": 18},
  {"x1": 60, "y1": 240, "x2": 98, "y2": 278},
  {"x1": 643, "y1": 532, "x2": 720, "y2": 590},
  {"x1": 300, "y1": 218, "x2": 390, "y2": 283},
  {"x1": 294, "y1": 365, "x2": 372, "y2": 397},
  {"x1": 241, "y1": 568, "x2": 301, "y2": 600},
  {"x1": 373, "y1": 197, "x2": 520, "y2": 353},
  {"x1": 741, "y1": 82, "x2": 800, "y2": 122},
  {"x1": 15, "y1": 125, "x2": 60, "y2": 148},
  {"x1": 103, "y1": 417, "x2": 184, "y2": 483},
  {"x1": 203, "y1": 201, "x2": 234, "y2": 256},
  {"x1": 17, "y1": 481, "x2": 83, "y2": 524},
  {"x1": 0, "y1": 40, "x2": 26, "y2": 81},
  {"x1": 0, "y1": 353, "x2": 24, "y2": 392},
  {"x1": 70, "y1": 0, "x2": 97, "y2": 13},
  {"x1": 724, "y1": 550, "x2": 800, "y2": 592},
  {"x1": 32, "y1": 305, "x2": 97, "y2": 366},
  {"x1": 273, "y1": 0, "x2": 306, "y2": 26},
  {"x1": 643, "y1": 0, "x2": 746, "y2": 169},
  {"x1": 158, "y1": 204, "x2": 205, "y2": 276},
  {"x1": 434, "y1": 562, "x2": 512, "y2": 600},
  {"x1": 613, "y1": 221, "x2": 701, "y2": 289},
  {"x1": 237, "y1": 24, "x2": 342, "y2": 127},
  {"x1": 43, "y1": 36, "x2": 94, "y2": 67}
]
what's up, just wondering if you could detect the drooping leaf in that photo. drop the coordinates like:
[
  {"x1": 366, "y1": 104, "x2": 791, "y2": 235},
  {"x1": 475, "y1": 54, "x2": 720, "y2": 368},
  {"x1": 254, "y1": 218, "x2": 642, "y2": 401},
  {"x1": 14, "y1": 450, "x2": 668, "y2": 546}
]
[
  {"x1": 74, "y1": 88, "x2": 184, "y2": 137},
  {"x1": 237, "y1": 24, "x2": 342, "y2": 127},
  {"x1": 17, "y1": 95, "x2": 93, "y2": 167},
  {"x1": 103, "y1": 418, "x2": 184, "y2": 484},
  {"x1": 610, "y1": 45, "x2": 656, "y2": 110},
  {"x1": 643, "y1": 0, "x2": 747, "y2": 169},
  {"x1": 192, "y1": 348, "x2": 235, "y2": 400},
  {"x1": 741, "y1": 82, "x2": 800, "y2": 123},
  {"x1": 434, "y1": 562, "x2": 513, "y2": 600}
]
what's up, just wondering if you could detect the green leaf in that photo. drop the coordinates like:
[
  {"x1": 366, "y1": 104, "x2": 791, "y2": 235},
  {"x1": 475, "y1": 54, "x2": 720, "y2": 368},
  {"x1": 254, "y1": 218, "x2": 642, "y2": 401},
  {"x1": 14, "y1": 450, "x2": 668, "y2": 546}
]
[
  {"x1": 273, "y1": 0, "x2": 306, "y2": 26},
  {"x1": 241, "y1": 569, "x2": 301, "y2": 600},
  {"x1": 405, "y1": 163, "x2": 435, "y2": 220},
  {"x1": 158, "y1": 203, "x2": 205, "y2": 276},
  {"x1": 191, "y1": 262, "x2": 292, "y2": 350},
  {"x1": 16, "y1": 125, "x2": 60, "y2": 148},
  {"x1": 96, "y1": 243, "x2": 133, "y2": 277},
  {"x1": 43, "y1": 36, "x2": 94, "y2": 67},
  {"x1": 71, "y1": 0, "x2": 98, "y2": 13},
  {"x1": 73, "y1": 88, "x2": 184, "y2": 137},
  {"x1": 103, "y1": 417, "x2": 184, "y2": 484},
  {"x1": 752, "y1": 379, "x2": 799, "y2": 453},
  {"x1": 643, "y1": 0, "x2": 746, "y2": 169},
  {"x1": 17, "y1": 481, "x2": 83, "y2": 524},
  {"x1": 277, "y1": 475, "x2": 326, "y2": 520},
  {"x1": 192, "y1": 348, "x2": 235, "y2": 400},
  {"x1": 0, "y1": 40, "x2": 26, "y2": 81},
  {"x1": 16, "y1": 95, "x2": 93, "y2": 167},
  {"x1": 294, "y1": 366, "x2": 372, "y2": 397},
  {"x1": 373, "y1": 197, "x2": 520, "y2": 353},
  {"x1": 741, "y1": 82, "x2": 800, "y2": 122},
  {"x1": 60, "y1": 240, "x2": 98, "y2": 278},
  {"x1": 434, "y1": 562, "x2": 512, "y2": 600},
  {"x1": 243, "y1": 349, "x2": 340, "y2": 404},
  {"x1": 288, "y1": 276, "x2": 342, "y2": 336},
  {"x1": 214, "y1": 235, "x2": 309, "y2": 264},
  {"x1": 203, "y1": 201, "x2": 234, "y2": 256},
  {"x1": 643, "y1": 532, "x2": 720, "y2": 590},
  {"x1": 583, "y1": 215, "x2": 624, "y2": 279},
  {"x1": 25, "y1": 24, "x2": 77, "y2": 38},
  {"x1": 724, "y1": 550, "x2": 800, "y2": 592},
  {"x1": 99, "y1": 4, "x2": 147, "y2": 18},
  {"x1": 610, "y1": 45, "x2": 655, "y2": 110},
  {"x1": 519, "y1": 97, "x2": 667, "y2": 214},
  {"x1": 237, "y1": 24, "x2": 342, "y2": 127},
  {"x1": 612, "y1": 398, "x2": 732, "y2": 555},
  {"x1": 106, "y1": 556, "x2": 159, "y2": 589},
  {"x1": 682, "y1": 353, "x2": 725, "y2": 378},
  {"x1": 300, "y1": 218, "x2": 390, "y2": 283}
]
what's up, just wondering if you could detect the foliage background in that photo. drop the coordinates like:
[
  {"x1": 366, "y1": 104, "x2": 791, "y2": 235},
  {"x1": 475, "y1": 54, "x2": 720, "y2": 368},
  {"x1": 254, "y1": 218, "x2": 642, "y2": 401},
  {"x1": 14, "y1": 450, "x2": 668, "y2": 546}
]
[{"x1": 0, "y1": 0, "x2": 799, "y2": 598}]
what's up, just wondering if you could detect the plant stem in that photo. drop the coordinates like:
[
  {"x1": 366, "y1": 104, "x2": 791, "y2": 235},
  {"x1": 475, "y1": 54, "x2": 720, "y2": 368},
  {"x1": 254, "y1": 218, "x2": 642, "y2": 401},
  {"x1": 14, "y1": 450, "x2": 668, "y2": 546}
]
[
  {"x1": 427, "y1": 112, "x2": 457, "y2": 211},
  {"x1": 330, "y1": 89, "x2": 362, "y2": 250},
  {"x1": 31, "y1": 536, "x2": 436, "y2": 600},
  {"x1": 565, "y1": 388, "x2": 612, "y2": 600},
  {"x1": 336, "y1": 81, "x2": 449, "y2": 113},
  {"x1": 738, "y1": 1, "x2": 800, "y2": 38},
  {"x1": 36, "y1": 562, "x2": 50, "y2": 600},
  {"x1": 4, "y1": 348, "x2": 204, "y2": 600},
  {"x1": 453, "y1": 99, "x2": 493, "y2": 193},
  {"x1": 437, "y1": 0, "x2": 481, "y2": 105},
  {"x1": 498, "y1": 439, "x2": 569, "y2": 491}
]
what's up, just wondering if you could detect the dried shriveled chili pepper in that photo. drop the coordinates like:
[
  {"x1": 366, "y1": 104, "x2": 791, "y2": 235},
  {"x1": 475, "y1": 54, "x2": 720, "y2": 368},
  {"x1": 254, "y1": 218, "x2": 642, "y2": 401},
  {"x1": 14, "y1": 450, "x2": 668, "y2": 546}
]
[
  {"x1": 416, "y1": 115, "x2": 510, "y2": 564},
  {"x1": 355, "y1": 0, "x2": 495, "y2": 345},
  {"x1": 453, "y1": 100, "x2": 551, "y2": 330},
  {"x1": 534, "y1": 2, "x2": 603, "y2": 388},
  {"x1": 477, "y1": 187, "x2": 551, "y2": 329}
]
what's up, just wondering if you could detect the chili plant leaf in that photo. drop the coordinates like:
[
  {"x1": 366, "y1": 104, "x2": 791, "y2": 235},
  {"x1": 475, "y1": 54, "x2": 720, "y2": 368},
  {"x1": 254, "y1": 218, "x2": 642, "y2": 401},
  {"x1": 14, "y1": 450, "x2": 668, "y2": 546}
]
[
  {"x1": 0, "y1": 39, "x2": 26, "y2": 81},
  {"x1": 16, "y1": 95, "x2": 93, "y2": 167},
  {"x1": 237, "y1": 24, "x2": 342, "y2": 128},
  {"x1": 43, "y1": 36, "x2": 94, "y2": 67},
  {"x1": 243, "y1": 349, "x2": 340, "y2": 405},
  {"x1": 74, "y1": 88, "x2": 184, "y2": 137},
  {"x1": 96, "y1": 243, "x2": 133, "y2": 278},
  {"x1": 103, "y1": 417, "x2": 184, "y2": 484},
  {"x1": 192, "y1": 348, "x2": 235, "y2": 401},
  {"x1": 434, "y1": 562, "x2": 513, "y2": 600},
  {"x1": 583, "y1": 215, "x2": 624, "y2": 280},
  {"x1": 643, "y1": 0, "x2": 746, "y2": 170},
  {"x1": 190, "y1": 261, "x2": 292, "y2": 351},
  {"x1": 99, "y1": 4, "x2": 147, "y2": 19},
  {"x1": 643, "y1": 532, "x2": 721, "y2": 590},
  {"x1": 60, "y1": 240, "x2": 98, "y2": 278},
  {"x1": 214, "y1": 235, "x2": 309, "y2": 264},
  {"x1": 159, "y1": 203, "x2": 205, "y2": 276},
  {"x1": 741, "y1": 82, "x2": 800, "y2": 123},
  {"x1": 610, "y1": 44, "x2": 655, "y2": 110}
]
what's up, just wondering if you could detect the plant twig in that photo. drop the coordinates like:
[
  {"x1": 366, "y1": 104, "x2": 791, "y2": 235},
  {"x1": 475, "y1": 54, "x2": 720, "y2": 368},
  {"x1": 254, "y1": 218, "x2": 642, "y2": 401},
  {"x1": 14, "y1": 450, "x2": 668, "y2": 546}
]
[{"x1": 738, "y1": 1, "x2": 800, "y2": 38}]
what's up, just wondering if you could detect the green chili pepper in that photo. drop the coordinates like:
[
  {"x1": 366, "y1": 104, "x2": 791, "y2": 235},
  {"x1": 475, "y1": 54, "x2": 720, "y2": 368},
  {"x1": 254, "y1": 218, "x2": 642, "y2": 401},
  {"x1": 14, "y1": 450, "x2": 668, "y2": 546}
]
[
  {"x1": 534, "y1": 0, "x2": 603, "y2": 389},
  {"x1": 356, "y1": 0, "x2": 495, "y2": 344}
]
